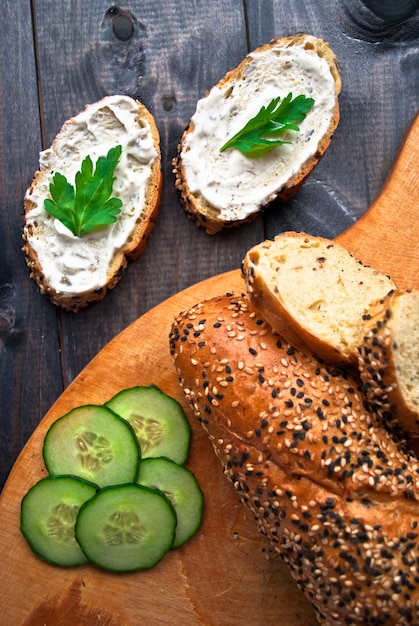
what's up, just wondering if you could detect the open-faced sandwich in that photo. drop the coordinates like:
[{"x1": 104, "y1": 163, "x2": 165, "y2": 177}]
[
  {"x1": 23, "y1": 95, "x2": 162, "y2": 312},
  {"x1": 173, "y1": 34, "x2": 341, "y2": 234}
]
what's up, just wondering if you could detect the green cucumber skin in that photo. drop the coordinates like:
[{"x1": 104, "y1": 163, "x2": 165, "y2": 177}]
[
  {"x1": 75, "y1": 483, "x2": 177, "y2": 572},
  {"x1": 43, "y1": 405, "x2": 141, "y2": 487},
  {"x1": 105, "y1": 386, "x2": 191, "y2": 464},
  {"x1": 20, "y1": 475, "x2": 98, "y2": 567},
  {"x1": 21, "y1": 386, "x2": 204, "y2": 574},
  {"x1": 137, "y1": 457, "x2": 204, "y2": 549}
]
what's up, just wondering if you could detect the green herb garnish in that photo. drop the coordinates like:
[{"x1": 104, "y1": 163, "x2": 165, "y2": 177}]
[
  {"x1": 44, "y1": 145, "x2": 123, "y2": 237},
  {"x1": 220, "y1": 93, "x2": 315, "y2": 159}
]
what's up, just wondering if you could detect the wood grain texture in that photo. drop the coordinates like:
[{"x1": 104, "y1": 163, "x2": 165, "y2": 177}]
[
  {"x1": 336, "y1": 114, "x2": 419, "y2": 289},
  {"x1": 0, "y1": 1, "x2": 64, "y2": 491}
]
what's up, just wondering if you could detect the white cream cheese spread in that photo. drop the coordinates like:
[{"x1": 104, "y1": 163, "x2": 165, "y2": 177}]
[
  {"x1": 180, "y1": 43, "x2": 337, "y2": 221},
  {"x1": 24, "y1": 95, "x2": 157, "y2": 295}
]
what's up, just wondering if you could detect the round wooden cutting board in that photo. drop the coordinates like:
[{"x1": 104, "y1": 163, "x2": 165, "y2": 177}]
[
  {"x1": 0, "y1": 115, "x2": 418, "y2": 625},
  {"x1": 0, "y1": 269, "x2": 317, "y2": 626}
]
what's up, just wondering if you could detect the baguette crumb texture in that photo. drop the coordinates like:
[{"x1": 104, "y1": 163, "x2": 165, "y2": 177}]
[
  {"x1": 358, "y1": 290, "x2": 419, "y2": 437},
  {"x1": 170, "y1": 294, "x2": 419, "y2": 625},
  {"x1": 22, "y1": 95, "x2": 162, "y2": 312},
  {"x1": 173, "y1": 34, "x2": 341, "y2": 234},
  {"x1": 243, "y1": 232, "x2": 397, "y2": 366}
]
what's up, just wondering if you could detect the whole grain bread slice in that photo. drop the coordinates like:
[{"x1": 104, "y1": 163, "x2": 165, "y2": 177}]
[
  {"x1": 23, "y1": 95, "x2": 162, "y2": 312},
  {"x1": 173, "y1": 34, "x2": 341, "y2": 234},
  {"x1": 358, "y1": 290, "x2": 419, "y2": 437},
  {"x1": 242, "y1": 232, "x2": 397, "y2": 366}
]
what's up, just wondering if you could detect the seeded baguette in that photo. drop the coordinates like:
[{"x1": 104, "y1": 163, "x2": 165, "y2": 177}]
[
  {"x1": 173, "y1": 34, "x2": 341, "y2": 234},
  {"x1": 170, "y1": 293, "x2": 419, "y2": 625},
  {"x1": 242, "y1": 232, "x2": 397, "y2": 367},
  {"x1": 23, "y1": 95, "x2": 162, "y2": 312},
  {"x1": 358, "y1": 290, "x2": 419, "y2": 438}
]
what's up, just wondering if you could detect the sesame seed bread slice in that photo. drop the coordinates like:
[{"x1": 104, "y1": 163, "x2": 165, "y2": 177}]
[
  {"x1": 173, "y1": 34, "x2": 341, "y2": 234},
  {"x1": 23, "y1": 95, "x2": 162, "y2": 312},
  {"x1": 170, "y1": 294, "x2": 419, "y2": 625},
  {"x1": 358, "y1": 290, "x2": 419, "y2": 437},
  {"x1": 242, "y1": 232, "x2": 397, "y2": 367}
]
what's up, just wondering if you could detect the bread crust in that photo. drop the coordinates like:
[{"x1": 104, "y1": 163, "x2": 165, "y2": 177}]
[
  {"x1": 243, "y1": 232, "x2": 397, "y2": 367},
  {"x1": 173, "y1": 34, "x2": 341, "y2": 234},
  {"x1": 22, "y1": 97, "x2": 162, "y2": 312},
  {"x1": 170, "y1": 293, "x2": 419, "y2": 624},
  {"x1": 358, "y1": 290, "x2": 419, "y2": 438}
]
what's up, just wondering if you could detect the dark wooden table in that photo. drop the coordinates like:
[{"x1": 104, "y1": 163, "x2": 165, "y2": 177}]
[{"x1": 0, "y1": 0, "x2": 417, "y2": 492}]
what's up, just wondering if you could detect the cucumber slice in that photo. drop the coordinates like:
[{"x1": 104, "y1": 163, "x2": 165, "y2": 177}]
[
  {"x1": 75, "y1": 483, "x2": 177, "y2": 572},
  {"x1": 105, "y1": 386, "x2": 191, "y2": 464},
  {"x1": 137, "y1": 457, "x2": 204, "y2": 548},
  {"x1": 20, "y1": 475, "x2": 98, "y2": 567},
  {"x1": 43, "y1": 405, "x2": 140, "y2": 487}
]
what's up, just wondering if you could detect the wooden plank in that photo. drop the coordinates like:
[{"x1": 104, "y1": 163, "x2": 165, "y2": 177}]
[
  {"x1": 0, "y1": 1, "x2": 63, "y2": 489},
  {"x1": 245, "y1": 0, "x2": 419, "y2": 240},
  {"x1": 33, "y1": 0, "x2": 264, "y2": 386}
]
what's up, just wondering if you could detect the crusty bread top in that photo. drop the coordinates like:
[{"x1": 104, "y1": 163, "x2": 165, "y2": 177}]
[
  {"x1": 170, "y1": 293, "x2": 419, "y2": 625},
  {"x1": 358, "y1": 290, "x2": 419, "y2": 437},
  {"x1": 243, "y1": 232, "x2": 397, "y2": 366},
  {"x1": 23, "y1": 95, "x2": 162, "y2": 312},
  {"x1": 174, "y1": 34, "x2": 341, "y2": 234}
]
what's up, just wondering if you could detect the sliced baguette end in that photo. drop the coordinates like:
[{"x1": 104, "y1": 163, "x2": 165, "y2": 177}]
[
  {"x1": 358, "y1": 290, "x2": 419, "y2": 437},
  {"x1": 242, "y1": 232, "x2": 397, "y2": 367}
]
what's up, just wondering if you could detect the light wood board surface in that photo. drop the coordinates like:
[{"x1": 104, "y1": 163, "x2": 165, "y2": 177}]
[{"x1": 0, "y1": 116, "x2": 417, "y2": 625}]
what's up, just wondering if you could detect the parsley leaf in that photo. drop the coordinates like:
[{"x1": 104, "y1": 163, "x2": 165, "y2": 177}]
[
  {"x1": 220, "y1": 93, "x2": 315, "y2": 159},
  {"x1": 44, "y1": 145, "x2": 123, "y2": 237}
]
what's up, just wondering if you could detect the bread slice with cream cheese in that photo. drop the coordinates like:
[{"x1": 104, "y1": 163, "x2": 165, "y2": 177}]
[
  {"x1": 23, "y1": 95, "x2": 162, "y2": 312},
  {"x1": 173, "y1": 34, "x2": 341, "y2": 234},
  {"x1": 242, "y1": 232, "x2": 397, "y2": 367}
]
